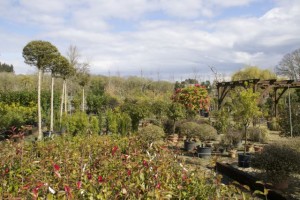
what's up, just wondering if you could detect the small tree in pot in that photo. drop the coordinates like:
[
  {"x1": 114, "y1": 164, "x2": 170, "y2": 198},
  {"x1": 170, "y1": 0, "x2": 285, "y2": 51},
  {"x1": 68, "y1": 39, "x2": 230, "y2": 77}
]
[
  {"x1": 178, "y1": 122, "x2": 217, "y2": 151},
  {"x1": 232, "y1": 89, "x2": 261, "y2": 167}
]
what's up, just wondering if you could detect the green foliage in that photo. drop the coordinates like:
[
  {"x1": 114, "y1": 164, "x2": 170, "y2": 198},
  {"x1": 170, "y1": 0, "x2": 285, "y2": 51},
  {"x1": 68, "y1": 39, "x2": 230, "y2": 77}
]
[
  {"x1": 167, "y1": 103, "x2": 185, "y2": 122},
  {"x1": 0, "y1": 102, "x2": 37, "y2": 130},
  {"x1": 212, "y1": 106, "x2": 231, "y2": 134},
  {"x1": 0, "y1": 90, "x2": 60, "y2": 115},
  {"x1": 71, "y1": 93, "x2": 82, "y2": 112},
  {"x1": 166, "y1": 103, "x2": 185, "y2": 133},
  {"x1": 220, "y1": 128, "x2": 243, "y2": 147},
  {"x1": 89, "y1": 78, "x2": 105, "y2": 96},
  {"x1": 232, "y1": 89, "x2": 261, "y2": 152},
  {"x1": 231, "y1": 66, "x2": 276, "y2": 81},
  {"x1": 86, "y1": 94, "x2": 105, "y2": 114},
  {"x1": 0, "y1": 134, "x2": 249, "y2": 199},
  {"x1": 89, "y1": 115, "x2": 100, "y2": 135},
  {"x1": 0, "y1": 62, "x2": 14, "y2": 73},
  {"x1": 117, "y1": 112, "x2": 131, "y2": 136},
  {"x1": 122, "y1": 98, "x2": 150, "y2": 132},
  {"x1": 137, "y1": 124, "x2": 165, "y2": 144},
  {"x1": 178, "y1": 122, "x2": 217, "y2": 141},
  {"x1": 51, "y1": 55, "x2": 70, "y2": 77},
  {"x1": 23, "y1": 40, "x2": 60, "y2": 70},
  {"x1": 150, "y1": 100, "x2": 168, "y2": 121},
  {"x1": 278, "y1": 101, "x2": 300, "y2": 137},
  {"x1": 232, "y1": 89, "x2": 261, "y2": 128},
  {"x1": 280, "y1": 137, "x2": 300, "y2": 152},
  {"x1": 65, "y1": 112, "x2": 89, "y2": 135},
  {"x1": 252, "y1": 144, "x2": 300, "y2": 183},
  {"x1": 246, "y1": 126, "x2": 269, "y2": 143},
  {"x1": 105, "y1": 109, "x2": 118, "y2": 134}
]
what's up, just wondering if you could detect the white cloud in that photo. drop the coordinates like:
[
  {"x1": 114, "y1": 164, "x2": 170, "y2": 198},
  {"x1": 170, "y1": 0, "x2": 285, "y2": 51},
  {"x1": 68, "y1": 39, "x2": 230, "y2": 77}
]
[{"x1": 0, "y1": 0, "x2": 299, "y2": 80}]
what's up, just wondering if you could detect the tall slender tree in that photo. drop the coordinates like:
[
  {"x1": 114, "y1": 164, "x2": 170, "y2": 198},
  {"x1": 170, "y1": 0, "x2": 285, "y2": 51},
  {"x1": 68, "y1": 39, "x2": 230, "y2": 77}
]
[
  {"x1": 77, "y1": 62, "x2": 90, "y2": 112},
  {"x1": 49, "y1": 55, "x2": 69, "y2": 132},
  {"x1": 59, "y1": 60, "x2": 75, "y2": 124},
  {"x1": 23, "y1": 40, "x2": 59, "y2": 140}
]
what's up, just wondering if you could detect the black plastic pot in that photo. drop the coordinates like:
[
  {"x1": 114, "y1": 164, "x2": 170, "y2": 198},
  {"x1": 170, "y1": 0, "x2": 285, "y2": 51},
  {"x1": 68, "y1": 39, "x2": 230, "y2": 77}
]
[
  {"x1": 197, "y1": 146, "x2": 212, "y2": 158},
  {"x1": 184, "y1": 140, "x2": 198, "y2": 151},
  {"x1": 238, "y1": 153, "x2": 251, "y2": 168}
]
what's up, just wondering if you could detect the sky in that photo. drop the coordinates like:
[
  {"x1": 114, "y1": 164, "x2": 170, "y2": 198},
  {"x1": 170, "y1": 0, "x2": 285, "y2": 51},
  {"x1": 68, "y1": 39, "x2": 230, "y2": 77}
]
[{"x1": 0, "y1": 0, "x2": 300, "y2": 81}]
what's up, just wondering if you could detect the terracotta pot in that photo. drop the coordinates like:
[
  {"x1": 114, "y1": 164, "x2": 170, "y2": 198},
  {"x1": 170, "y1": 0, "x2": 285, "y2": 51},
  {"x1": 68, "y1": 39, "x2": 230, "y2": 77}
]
[
  {"x1": 245, "y1": 144, "x2": 254, "y2": 152},
  {"x1": 273, "y1": 178, "x2": 289, "y2": 190},
  {"x1": 205, "y1": 141, "x2": 214, "y2": 148},
  {"x1": 229, "y1": 150, "x2": 237, "y2": 158},
  {"x1": 254, "y1": 146, "x2": 263, "y2": 153},
  {"x1": 168, "y1": 134, "x2": 179, "y2": 142}
]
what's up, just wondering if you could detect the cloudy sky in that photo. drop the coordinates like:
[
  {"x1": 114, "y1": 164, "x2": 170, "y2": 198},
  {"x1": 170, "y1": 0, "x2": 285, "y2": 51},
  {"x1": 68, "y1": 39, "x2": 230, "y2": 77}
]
[{"x1": 0, "y1": 0, "x2": 299, "y2": 81}]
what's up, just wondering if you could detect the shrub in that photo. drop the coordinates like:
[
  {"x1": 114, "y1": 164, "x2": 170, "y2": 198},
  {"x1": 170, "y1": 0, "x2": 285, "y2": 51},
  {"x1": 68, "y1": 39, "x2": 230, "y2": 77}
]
[
  {"x1": 162, "y1": 119, "x2": 175, "y2": 134},
  {"x1": 137, "y1": 124, "x2": 165, "y2": 144},
  {"x1": 280, "y1": 137, "x2": 300, "y2": 153},
  {"x1": 220, "y1": 128, "x2": 243, "y2": 147},
  {"x1": 0, "y1": 134, "x2": 250, "y2": 199},
  {"x1": 278, "y1": 102, "x2": 300, "y2": 137},
  {"x1": 89, "y1": 115, "x2": 100, "y2": 135},
  {"x1": 105, "y1": 109, "x2": 118, "y2": 134},
  {"x1": 65, "y1": 112, "x2": 89, "y2": 135},
  {"x1": 117, "y1": 112, "x2": 131, "y2": 136},
  {"x1": 267, "y1": 117, "x2": 279, "y2": 131},
  {"x1": 246, "y1": 126, "x2": 269, "y2": 143},
  {"x1": 252, "y1": 144, "x2": 300, "y2": 183},
  {"x1": 178, "y1": 122, "x2": 217, "y2": 141},
  {"x1": 0, "y1": 102, "x2": 37, "y2": 130}
]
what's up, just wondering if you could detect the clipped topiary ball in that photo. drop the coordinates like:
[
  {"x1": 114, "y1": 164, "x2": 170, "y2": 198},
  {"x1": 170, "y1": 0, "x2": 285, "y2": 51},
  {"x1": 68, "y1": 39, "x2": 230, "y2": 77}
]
[{"x1": 138, "y1": 124, "x2": 165, "y2": 144}]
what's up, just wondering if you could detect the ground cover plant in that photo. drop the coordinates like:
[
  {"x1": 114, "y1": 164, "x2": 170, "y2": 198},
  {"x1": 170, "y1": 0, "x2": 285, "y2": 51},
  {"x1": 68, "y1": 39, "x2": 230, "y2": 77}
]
[{"x1": 0, "y1": 134, "x2": 251, "y2": 199}]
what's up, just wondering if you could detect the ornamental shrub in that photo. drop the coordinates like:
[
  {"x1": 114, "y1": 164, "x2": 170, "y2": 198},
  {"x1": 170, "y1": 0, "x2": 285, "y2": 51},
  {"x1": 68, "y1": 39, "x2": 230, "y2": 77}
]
[
  {"x1": 117, "y1": 112, "x2": 131, "y2": 136},
  {"x1": 245, "y1": 126, "x2": 269, "y2": 143},
  {"x1": 0, "y1": 134, "x2": 250, "y2": 199},
  {"x1": 171, "y1": 84, "x2": 210, "y2": 113},
  {"x1": 137, "y1": 124, "x2": 165, "y2": 144},
  {"x1": 105, "y1": 109, "x2": 118, "y2": 134},
  {"x1": 89, "y1": 115, "x2": 100, "y2": 135},
  {"x1": 65, "y1": 112, "x2": 89, "y2": 135},
  {"x1": 178, "y1": 122, "x2": 217, "y2": 141},
  {"x1": 252, "y1": 144, "x2": 300, "y2": 183},
  {"x1": 0, "y1": 102, "x2": 37, "y2": 130}
]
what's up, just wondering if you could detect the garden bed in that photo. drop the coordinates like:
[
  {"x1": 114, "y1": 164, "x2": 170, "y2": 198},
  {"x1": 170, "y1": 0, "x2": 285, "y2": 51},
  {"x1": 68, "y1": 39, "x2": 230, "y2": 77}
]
[{"x1": 216, "y1": 162, "x2": 300, "y2": 200}]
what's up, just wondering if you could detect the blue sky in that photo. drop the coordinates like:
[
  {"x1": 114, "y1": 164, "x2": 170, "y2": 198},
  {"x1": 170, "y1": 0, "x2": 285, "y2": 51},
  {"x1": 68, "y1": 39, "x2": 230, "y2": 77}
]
[{"x1": 0, "y1": 0, "x2": 299, "y2": 81}]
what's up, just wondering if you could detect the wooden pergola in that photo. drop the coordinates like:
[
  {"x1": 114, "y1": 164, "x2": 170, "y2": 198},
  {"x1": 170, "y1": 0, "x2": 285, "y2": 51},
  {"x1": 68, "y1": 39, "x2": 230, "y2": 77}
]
[{"x1": 216, "y1": 79, "x2": 300, "y2": 116}]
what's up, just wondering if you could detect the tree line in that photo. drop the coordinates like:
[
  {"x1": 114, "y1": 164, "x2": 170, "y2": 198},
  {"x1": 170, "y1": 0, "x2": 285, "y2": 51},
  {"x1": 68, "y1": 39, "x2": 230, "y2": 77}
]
[{"x1": 0, "y1": 62, "x2": 14, "y2": 73}]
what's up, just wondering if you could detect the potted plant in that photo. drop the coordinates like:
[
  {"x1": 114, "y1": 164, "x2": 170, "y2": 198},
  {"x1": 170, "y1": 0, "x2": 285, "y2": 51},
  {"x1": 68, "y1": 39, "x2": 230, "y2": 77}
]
[
  {"x1": 232, "y1": 89, "x2": 261, "y2": 168},
  {"x1": 195, "y1": 124, "x2": 217, "y2": 158},
  {"x1": 178, "y1": 122, "x2": 201, "y2": 151},
  {"x1": 228, "y1": 149, "x2": 237, "y2": 158},
  {"x1": 137, "y1": 124, "x2": 165, "y2": 147},
  {"x1": 251, "y1": 144, "x2": 300, "y2": 190}
]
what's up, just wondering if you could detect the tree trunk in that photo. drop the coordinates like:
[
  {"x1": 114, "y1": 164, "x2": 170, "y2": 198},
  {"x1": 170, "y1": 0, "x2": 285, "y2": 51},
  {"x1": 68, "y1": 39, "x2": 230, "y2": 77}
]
[
  {"x1": 37, "y1": 69, "x2": 43, "y2": 140},
  {"x1": 244, "y1": 125, "x2": 248, "y2": 154},
  {"x1": 50, "y1": 76, "x2": 54, "y2": 132},
  {"x1": 82, "y1": 87, "x2": 85, "y2": 112},
  {"x1": 64, "y1": 80, "x2": 67, "y2": 114},
  {"x1": 60, "y1": 79, "x2": 65, "y2": 125},
  {"x1": 173, "y1": 119, "x2": 176, "y2": 134}
]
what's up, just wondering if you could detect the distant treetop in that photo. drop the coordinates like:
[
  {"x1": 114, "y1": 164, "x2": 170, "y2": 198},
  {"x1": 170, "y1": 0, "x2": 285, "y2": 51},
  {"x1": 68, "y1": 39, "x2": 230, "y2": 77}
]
[
  {"x1": 231, "y1": 66, "x2": 276, "y2": 81},
  {"x1": 0, "y1": 62, "x2": 14, "y2": 73}
]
